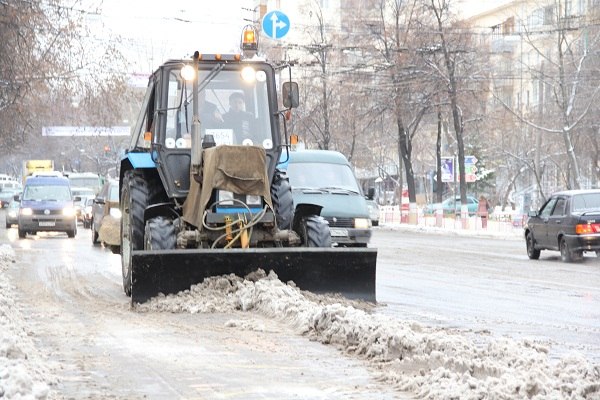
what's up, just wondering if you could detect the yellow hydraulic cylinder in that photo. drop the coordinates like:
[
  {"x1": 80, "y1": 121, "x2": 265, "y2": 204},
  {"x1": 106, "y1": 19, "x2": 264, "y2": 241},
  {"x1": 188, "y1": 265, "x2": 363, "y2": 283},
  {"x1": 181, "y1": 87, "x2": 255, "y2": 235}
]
[{"x1": 239, "y1": 219, "x2": 249, "y2": 248}]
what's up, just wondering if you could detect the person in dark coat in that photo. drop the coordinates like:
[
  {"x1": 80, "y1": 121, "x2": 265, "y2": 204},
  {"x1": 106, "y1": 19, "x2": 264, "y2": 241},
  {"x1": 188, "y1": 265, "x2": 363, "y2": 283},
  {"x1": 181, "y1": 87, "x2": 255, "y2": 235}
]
[{"x1": 223, "y1": 92, "x2": 254, "y2": 144}]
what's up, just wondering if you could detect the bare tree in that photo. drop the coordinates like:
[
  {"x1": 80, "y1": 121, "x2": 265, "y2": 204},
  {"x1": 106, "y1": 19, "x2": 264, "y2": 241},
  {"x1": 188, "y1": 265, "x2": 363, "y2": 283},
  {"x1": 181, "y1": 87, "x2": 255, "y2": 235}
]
[
  {"x1": 422, "y1": 0, "x2": 476, "y2": 210},
  {"x1": 493, "y1": 0, "x2": 600, "y2": 193},
  {"x1": 0, "y1": 0, "x2": 129, "y2": 174}
]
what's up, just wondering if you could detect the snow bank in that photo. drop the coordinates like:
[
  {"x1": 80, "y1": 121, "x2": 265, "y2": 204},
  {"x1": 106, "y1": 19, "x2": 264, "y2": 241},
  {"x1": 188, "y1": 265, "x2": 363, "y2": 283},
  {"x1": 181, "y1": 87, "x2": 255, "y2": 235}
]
[
  {"x1": 140, "y1": 270, "x2": 600, "y2": 399},
  {"x1": 0, "y1": 245, "x2": 54, "y2": 400}
]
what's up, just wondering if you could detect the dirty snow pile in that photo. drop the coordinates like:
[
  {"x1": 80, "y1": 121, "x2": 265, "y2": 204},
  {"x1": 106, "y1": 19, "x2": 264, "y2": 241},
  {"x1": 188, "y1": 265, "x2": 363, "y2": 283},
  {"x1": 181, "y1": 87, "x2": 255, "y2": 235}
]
[
  {"x1": 0, "y1": 245, "x2": 54, "y2": 400},
  {"x1": 141, "y1": 270, "x2": 600, "y2": 400}
]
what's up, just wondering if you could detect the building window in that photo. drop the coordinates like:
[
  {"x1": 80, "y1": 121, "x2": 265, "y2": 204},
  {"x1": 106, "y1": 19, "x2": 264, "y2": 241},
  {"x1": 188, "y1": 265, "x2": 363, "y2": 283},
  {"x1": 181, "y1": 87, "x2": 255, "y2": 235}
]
[
  {"x1": 543, "y1": 6, "x2": 554, "y2": 25},
  {"x1": 528, "y1": 8, "x2": 543, "y2": 29}
]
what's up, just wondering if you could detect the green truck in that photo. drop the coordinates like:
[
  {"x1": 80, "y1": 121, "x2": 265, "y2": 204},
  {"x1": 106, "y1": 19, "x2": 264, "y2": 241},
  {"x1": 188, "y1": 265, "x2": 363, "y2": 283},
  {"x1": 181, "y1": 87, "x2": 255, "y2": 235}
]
[{"x1": 282, "y1": 149, "x2": 372, "y2": 247}]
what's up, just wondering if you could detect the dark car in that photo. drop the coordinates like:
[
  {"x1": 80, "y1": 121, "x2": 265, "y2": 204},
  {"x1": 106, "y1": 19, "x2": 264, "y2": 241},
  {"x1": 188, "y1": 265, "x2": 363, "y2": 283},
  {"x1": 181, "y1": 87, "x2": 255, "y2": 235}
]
[{"x1": 524, "y1": 189, "x2": 600, "y2": 262}]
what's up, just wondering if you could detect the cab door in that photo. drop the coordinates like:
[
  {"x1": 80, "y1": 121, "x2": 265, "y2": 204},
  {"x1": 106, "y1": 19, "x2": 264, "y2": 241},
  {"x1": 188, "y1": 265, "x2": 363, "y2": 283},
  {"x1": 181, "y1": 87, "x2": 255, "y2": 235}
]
[
  {"x1": 535, "y1": 197, "x2": 558, "y2": 248},
  {"x1": 545, "y1": 196, "x2": 568, "y2": 250}
]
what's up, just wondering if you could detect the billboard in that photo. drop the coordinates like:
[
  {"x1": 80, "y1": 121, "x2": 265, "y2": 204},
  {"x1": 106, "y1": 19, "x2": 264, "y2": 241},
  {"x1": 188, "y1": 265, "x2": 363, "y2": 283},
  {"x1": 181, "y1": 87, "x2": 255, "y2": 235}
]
[
  {"x1": 42, "y1": 126, "x2": 130, "y2": 137},
  {"x1": 441, "y1": 156, "x2": 454, "y2": 183}
]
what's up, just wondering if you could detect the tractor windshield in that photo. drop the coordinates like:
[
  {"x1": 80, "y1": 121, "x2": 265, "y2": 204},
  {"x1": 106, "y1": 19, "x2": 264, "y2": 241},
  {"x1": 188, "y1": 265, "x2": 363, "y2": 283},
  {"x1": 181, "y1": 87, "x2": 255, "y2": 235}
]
[{"x1": 164, "y1": 67, "x2": 274, "y2": 150}]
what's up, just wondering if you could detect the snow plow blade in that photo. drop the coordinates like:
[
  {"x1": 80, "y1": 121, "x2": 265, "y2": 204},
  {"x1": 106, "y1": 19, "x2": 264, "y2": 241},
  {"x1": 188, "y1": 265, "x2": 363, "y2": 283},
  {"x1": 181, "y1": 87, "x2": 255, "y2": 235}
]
[{"x1": 130, "y1": 247, "x2": 377, "y2": 304}]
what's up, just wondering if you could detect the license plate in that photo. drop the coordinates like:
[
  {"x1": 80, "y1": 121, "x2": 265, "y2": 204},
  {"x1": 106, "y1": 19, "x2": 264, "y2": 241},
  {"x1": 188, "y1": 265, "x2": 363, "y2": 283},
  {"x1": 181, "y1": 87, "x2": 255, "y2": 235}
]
[
  {"x1": 39, "y1": 221, "x2": 55, "y2": 227},
  {"x1": 330, "y1": 228, "x2": 348, "y2": 237}
]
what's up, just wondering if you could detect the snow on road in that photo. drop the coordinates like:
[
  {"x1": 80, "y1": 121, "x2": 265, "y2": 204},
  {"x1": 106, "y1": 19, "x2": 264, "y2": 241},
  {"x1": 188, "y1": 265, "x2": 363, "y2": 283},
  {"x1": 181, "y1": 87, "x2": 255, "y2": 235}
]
[
  {"x1": 0, "y1": 245, "x2": 55, "y2": 399},
  {"x1": 1, "y1": 243, "x2": 599, "y2": 399}
]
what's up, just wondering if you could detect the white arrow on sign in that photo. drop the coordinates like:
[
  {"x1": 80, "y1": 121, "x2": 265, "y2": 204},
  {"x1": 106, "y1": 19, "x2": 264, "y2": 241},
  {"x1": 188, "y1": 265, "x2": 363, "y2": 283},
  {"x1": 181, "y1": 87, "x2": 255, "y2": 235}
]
[{"x1": 271, "y1": 13, "x2": 287, "y2": 35}]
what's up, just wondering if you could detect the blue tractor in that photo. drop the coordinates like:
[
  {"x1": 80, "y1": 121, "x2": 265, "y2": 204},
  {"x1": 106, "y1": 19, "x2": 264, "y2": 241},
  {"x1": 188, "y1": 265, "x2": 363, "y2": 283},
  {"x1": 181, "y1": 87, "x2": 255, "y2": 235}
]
[{"x1": 118, "y1": 29, "x2": 377, "y2": 304}]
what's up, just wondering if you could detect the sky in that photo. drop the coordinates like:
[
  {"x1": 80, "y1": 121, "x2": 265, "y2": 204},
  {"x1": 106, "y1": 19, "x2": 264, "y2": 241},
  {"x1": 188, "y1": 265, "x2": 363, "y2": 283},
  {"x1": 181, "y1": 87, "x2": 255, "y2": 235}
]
[
  {"x1": 85, "y1": 0, "x2": 255, "y2": 74},
  {"x1": 84, "y1": 0, "x2": 513, "y2": 76}
]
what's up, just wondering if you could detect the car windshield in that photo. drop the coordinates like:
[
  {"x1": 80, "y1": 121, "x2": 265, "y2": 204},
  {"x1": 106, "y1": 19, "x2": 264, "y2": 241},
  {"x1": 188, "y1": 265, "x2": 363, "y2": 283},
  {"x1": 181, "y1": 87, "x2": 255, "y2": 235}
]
[
  {"x1": 72, "y1": 189, "x2": 95, "y2": 197},
  {"x1": 572, "y1": 193, "x2": 600, "y2": 212},
  {"x1": 108, "y1": 185, "x2": 119, "y2": 202},
  {"x1": 23, "y1": 185, "x2": 71, "y2": 201},
  {"x1": 286, "y1": 162, "x2": 360, "y2": 193}
]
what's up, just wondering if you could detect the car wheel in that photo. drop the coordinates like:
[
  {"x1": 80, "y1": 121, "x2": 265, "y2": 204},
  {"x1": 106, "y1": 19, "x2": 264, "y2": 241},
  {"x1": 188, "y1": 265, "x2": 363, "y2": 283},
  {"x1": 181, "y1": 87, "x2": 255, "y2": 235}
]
[
  {"x1": 559, "y1": 238, "x2": 581, "y2": 262},
  {"x1": 67, "y1": 229, "x2": 76, "y2": 238},
  {"x1": 5, "y1": 222, "x2": 10, "y2": 229},
  {"x1": 526, "y1": 232, "x2": 540, "y2": 260},
  {"x1": 18, "y1": 228, "x2": 26, "y2": 239},
  {"x1": 372, "y1": 220, "x2": 379, "y2": 227},
  {"x1": 92, "y1": 224, "x2": 99, "y2": 245}
]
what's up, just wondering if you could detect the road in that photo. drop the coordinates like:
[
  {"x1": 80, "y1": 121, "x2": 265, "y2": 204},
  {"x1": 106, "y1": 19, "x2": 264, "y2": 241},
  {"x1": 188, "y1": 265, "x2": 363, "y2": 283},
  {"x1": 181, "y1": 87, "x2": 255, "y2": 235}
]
[
  {"x1": 373, "y1": 227, "x2": 600, "y2": 363},
  {"x1": 1, "y1": 214, "x2": 599, "y2": 398},
  {"x1": 0, "y1": 219, "x2": 401, "y2": 399}
]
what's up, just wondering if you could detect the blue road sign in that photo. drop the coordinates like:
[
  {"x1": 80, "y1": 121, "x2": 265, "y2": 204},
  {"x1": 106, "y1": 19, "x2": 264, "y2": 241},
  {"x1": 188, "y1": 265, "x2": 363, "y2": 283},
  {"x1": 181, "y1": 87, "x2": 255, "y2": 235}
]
[{"x1": 262, "y1": 10, "x2": 290, "y2": 40}]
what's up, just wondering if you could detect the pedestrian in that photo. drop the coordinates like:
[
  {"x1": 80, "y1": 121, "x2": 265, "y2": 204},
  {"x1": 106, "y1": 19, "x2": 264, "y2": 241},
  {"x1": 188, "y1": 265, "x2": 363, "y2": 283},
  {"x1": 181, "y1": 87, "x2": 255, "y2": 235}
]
[{"x1": 478, "y1": 195, "x2": 490, "y2": 228}]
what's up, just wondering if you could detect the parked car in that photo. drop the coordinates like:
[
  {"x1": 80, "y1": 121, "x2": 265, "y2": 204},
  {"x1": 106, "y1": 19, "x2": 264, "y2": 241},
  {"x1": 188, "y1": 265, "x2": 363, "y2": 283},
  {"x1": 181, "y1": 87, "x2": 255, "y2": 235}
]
[
  {"x1": 71, "y1": 187, "x2": 96, "y2": 224},
  {"x1": 82, "y1": 197, "x2": 94, "y2": 229},
  {"x1": 365, "y1": 199, "x2": 380, "y2": 227},
  {"x1": 91, "y1": 179, "x2": 120, "y2": 253},
  {"x1": 0, "y1": 187, "x2": 20, "y2": 208},
  {"x1": 5, "y1": 200, "x2": 20, "y2": 228},
  {"x1": 423, "y1": 195, "x2": 479, "y2": 216},
  {"x1": 524, "y1": 189, "x2": 600, "y2": 262}
]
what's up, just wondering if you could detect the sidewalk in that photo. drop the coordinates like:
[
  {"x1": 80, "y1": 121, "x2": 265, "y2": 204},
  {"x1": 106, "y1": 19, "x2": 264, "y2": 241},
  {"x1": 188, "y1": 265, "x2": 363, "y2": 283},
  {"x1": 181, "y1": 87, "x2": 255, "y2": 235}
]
[{"x1": 378, "y1": 205, "x2": 524, "y2": 239}]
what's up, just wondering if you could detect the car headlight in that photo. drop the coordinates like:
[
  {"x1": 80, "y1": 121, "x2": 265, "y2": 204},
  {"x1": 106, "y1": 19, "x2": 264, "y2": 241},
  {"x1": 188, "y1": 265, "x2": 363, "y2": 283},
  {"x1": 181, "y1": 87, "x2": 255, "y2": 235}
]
[
  {"x1": 8, "y1": 210, "x2": 17, "y2": 218},
  {"x1": 109, "y1": 208, "x2": 122, "y2": 219},
  {"x1": 354, "y1": 218, "x2": 370, "y2": 229},
  {"x1": 63, "y1": 207, "x2": 76, "y2": 217},
  {"x1": 20, "y1": 208, "x2": 33, "y2": 216}
]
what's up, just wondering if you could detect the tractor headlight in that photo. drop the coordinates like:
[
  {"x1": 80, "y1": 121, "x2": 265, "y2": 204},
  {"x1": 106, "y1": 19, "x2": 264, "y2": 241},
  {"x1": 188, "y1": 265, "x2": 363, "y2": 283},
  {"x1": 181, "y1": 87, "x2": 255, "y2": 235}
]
[
  {"x1": 241, "y1": 66, "x2": 256, "y2": 82},
  {"x1": 354, "y1": 218, "x2": 370, "y2": 229},
  {"x1": 181, "y1": 65, "x2": 196, "y2": 81},
  {"x1": 109, "y1": 208, "x2": 122, "y2": 219},
  {"x1": 20, "y1": 208, "x2": 33, "y2": 216},
  {"x1": 246, "y1": 195, "x2": 261, "y2": 206},
  {"x1": 218, "y1": 191, "x2": 234, "y2": 205}
]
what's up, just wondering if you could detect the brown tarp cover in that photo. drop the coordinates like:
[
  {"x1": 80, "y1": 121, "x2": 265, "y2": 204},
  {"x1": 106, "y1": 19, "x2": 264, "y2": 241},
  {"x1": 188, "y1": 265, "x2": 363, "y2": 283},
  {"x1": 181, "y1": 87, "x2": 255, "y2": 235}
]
[{"x1": 182, "y1": 145, "x2": 273, "y2": 228}]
